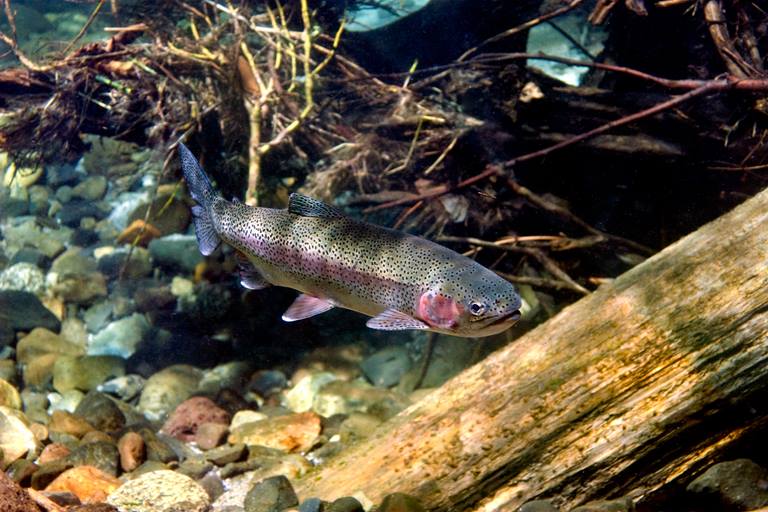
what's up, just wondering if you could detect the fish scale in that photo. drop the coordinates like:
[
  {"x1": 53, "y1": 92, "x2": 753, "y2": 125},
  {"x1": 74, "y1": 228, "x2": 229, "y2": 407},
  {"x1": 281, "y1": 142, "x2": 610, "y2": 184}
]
[{"x1": 180, "y1": 143, "x2": 522, "y2": 337}]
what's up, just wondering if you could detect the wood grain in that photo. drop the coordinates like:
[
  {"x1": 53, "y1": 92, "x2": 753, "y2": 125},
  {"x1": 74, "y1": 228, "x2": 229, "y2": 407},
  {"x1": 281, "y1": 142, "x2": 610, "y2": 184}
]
[{"x1": 295, "y1": 187, "x2": 768, "y2": 511}]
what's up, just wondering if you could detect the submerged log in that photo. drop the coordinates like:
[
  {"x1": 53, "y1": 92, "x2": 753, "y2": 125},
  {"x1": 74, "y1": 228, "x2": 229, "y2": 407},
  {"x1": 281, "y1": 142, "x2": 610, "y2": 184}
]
[{"x1": 295, "y1": 186, "x2": 768, "y2": 510}]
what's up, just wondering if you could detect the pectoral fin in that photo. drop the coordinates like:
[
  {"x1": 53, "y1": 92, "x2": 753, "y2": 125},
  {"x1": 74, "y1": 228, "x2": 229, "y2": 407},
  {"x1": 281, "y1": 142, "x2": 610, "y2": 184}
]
[
  {"x1": 235, "y1": 253, "x2": 270, "y2": 290},
  {"x1": 282, "y1": 294, "x2": 335, "y2": 322},
  {"x1": 366, "y1": 309, "x2": 430, "y2": 331}
]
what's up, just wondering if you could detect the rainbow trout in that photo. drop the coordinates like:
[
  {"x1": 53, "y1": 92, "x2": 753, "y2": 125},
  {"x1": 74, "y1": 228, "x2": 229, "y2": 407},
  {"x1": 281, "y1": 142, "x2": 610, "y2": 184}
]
[{"x1": 179, "y1": 144, "x2": 521, "y2": 337}]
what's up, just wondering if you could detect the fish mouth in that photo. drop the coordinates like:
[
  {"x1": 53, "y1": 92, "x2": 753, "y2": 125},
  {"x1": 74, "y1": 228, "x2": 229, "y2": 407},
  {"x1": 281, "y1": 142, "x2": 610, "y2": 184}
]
[{"x1": 490, "y1": 309, "x2": 521, "y2": 326}]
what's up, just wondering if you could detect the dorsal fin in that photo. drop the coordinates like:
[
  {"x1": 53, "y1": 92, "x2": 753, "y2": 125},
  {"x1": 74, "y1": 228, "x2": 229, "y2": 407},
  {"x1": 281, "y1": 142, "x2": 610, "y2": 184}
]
[{"x1": 288, "y1": 193, "x2": 345, "y2": 218}]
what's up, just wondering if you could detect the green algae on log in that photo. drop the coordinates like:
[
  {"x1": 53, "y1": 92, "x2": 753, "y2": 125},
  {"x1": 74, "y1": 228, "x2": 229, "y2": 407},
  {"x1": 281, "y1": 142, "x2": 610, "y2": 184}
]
[{"x1": 293, "y1": 186, "x2": 768, "y2": 511}]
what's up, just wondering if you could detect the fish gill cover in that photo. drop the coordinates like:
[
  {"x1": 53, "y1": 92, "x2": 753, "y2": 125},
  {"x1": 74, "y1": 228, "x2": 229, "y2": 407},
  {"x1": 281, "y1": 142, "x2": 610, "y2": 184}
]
[{"x1": 0, "y1": 1, "x2": 766, "y2": 511}]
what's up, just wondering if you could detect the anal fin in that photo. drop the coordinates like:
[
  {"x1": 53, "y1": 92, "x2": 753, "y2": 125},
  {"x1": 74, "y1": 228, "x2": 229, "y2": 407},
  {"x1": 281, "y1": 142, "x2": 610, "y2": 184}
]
[
  {"x1": 282, "y1": 294, "x2": 335, "y2": 322},
  {"x1": 235, "y1": 252, "x2": 270, "y2": 290},
  {"x1": 366, "y1": 309, "x2": 430, "y2": 331}
]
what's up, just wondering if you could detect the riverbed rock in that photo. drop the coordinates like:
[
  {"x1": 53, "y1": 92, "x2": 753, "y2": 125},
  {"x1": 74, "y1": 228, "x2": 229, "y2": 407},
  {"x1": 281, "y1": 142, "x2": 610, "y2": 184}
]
[
  {"x1": 0, "y1": 407, "x2": 38, "y2": 468},
  {"x1": 244, "y1": 475, "x2": 299, "y2": 512},
  {"x1": 10, "y1": 247, "x2": 50, "y2": 269},
  {"x1": 378, "y1": 493, "x2": 426, "y2": 512},
  {"x1": 198, "y1": 361, "x2": 252, "y2": 395},
  {"x1": 0, "y1": 378, "x2": 21, "y2": 409},
  {"x1": 228, "y1": 411, "x2": 322, "y2": 453},
  {"x1": 248, "y1": 370, "x2": 288, "y2": 399},
  {"x1": 138, "y1": 365, "x2": 203, "y2": 422},
  {"x1": 570, "y1": 497, "x2": 633, "y2": 512},
  {"x1": 38, "y1": 442, "x2": 72, "y2": 465},
  {"x1": 196, "y1": 422, "x2": 230, "y2": 450},
  {"x1": 47, "y1": 389, "x2": 85, "y2": 414},
  {"x1": 60, "y1": 318, "x2": 89, "y2": 350},
  {"x1": 2, "y1": 219, "x2": 67, "y2": 259},
  {"x1": 56, "y1": 200, "x2": 110, "y2": 228},
  {"x1": 138, "y1": 428, "x2": 178, "y2": 464},
  {"x1": 231, "y1": 410, "x2": 268, "y2": 430},
  {"x1": 0, "y1": 290, "x2": 60, "y2": 332},
  {"x1": 327, "y1": 496, "x2": 365, "y2": 512},
  {"x1": 51, "y1": 248, "x2": 98, "y2": 276},
  {"x1": 88, "y1": 313, "x2": 150, "y2": 359},
  {"x1": 148, "y1": 234, "x2": 204, "y2": 272},
  {"x1": 106, "y1": 469, "x2": 210, "y2": 512},
  {"x1": 53, "y1": 355, "x2": 126, "y2": 393},
  {"x1": 66, "y1": 441, "x2": 120, "y2": 477},
  {"x1": 46, "y1": 465, "x2": 121, "y2": 503},
  {"x1": 313, "y1": 380, "x2": 411, "y2": 420},
  {"x1": 74, "y1": 391, "x2": 125, "y2": 433},
  {"x1": 97, "y1": 247, "x2": 152, "y2": 280},
  {"x1": 205, "y1": 443, "x2": 246, "y2": 466},
  {"x1": 18, "y1": 328, "x2": 84, "y2": 387},
  {"x1": 97, "y1": 374, "x2": 145, "y2": 401},
  {"x1": 117, "y1": 432, "x2": 145, "y2": 472},
  {"x1": 0, "y1": 262, "x2": 46, "y2": 295},
  {"x1": 128, "y1": 194, "x2": 190, "y2": 236},
  {"x1": 686, "y1": 458, "x2": 768, "y2": 510},
  {"x1": 73, "y1": 176, "x2": 108, "y2": 201},
  {"x1": 360, "y1": 346, "x2": 412, "y2": 388},
  {"x1": 50, "y1": 270, "x2": 107, "y2": 305},
  {"x1": 48, "y1": 410, "x2": 95, "y2": 438},
  {"x1": 160, "y1": 396, "x2": 231, "y2": 442},
  {"x1": 284, "y1": 372, "x2": 339, "y2": 413},
  {"x1": 116, "y1": 219, "x2": 162, "y2": 248}
]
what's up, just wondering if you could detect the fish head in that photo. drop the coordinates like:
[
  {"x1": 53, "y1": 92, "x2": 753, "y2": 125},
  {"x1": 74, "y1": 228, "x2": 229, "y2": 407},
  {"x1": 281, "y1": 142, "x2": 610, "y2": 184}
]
[{"x1": 418, "y1": 266, "x2": 522, "y2": 337}]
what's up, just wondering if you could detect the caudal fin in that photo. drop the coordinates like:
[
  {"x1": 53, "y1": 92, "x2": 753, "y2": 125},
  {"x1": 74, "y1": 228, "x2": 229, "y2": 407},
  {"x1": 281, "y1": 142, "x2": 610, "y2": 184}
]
[{"x1": 178, "y1": 143, "x2": 221, "y2": 256}]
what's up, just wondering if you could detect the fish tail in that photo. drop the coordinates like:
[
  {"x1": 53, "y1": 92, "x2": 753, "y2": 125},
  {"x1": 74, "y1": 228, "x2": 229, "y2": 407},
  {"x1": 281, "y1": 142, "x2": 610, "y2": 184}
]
[{"x1": 178, "y1": 142, "x2": 221, "y2": 256}]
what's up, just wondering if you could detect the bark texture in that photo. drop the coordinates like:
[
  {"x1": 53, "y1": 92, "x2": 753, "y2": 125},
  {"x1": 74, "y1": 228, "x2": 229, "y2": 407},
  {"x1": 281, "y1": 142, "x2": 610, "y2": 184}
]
[{"x1": 295, "y1": 186, "x2": 768, "y2": 511}]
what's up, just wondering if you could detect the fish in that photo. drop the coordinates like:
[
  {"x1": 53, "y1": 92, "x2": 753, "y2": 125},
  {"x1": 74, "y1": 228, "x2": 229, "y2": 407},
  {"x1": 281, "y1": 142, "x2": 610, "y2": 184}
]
[{"x1": 179, "y1": 143, "x2": 522, "y2": 337}]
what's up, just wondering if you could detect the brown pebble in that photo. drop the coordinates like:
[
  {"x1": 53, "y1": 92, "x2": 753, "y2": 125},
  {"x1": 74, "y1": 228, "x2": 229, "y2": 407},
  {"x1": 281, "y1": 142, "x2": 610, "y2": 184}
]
[
  {"x1": 29, "y1": 422, "x2": 48, "y2": 442},
  {"x1": 195, "y1": 422, "x2": 229, "y2": 450},
  {"x1": 48, "y1": 410, "x2": 95, "y2": 438},
  {"x1": 117, "y1": 432, "x2": 145, "y2": 472},
  {"x1": 38, "y1": 443, "x2": 71, "y2": 465}
]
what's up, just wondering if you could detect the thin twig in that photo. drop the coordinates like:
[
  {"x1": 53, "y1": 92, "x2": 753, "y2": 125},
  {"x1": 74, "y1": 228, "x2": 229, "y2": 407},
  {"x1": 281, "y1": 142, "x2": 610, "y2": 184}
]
[
  {"x1": 458, "y1": 0, "x2": 585, "y2": 62},
  {"x1": 503, "y1": 81, "x2": 729, "y2": 169},
  {"x1": 365, "y1": 77, "x2": 767, "y2": 223},
  {"x1": 496, "y1": 272, "x2": 592, "y2": 293},
  {"x1": 27, "y1": 489, "x2": 66, "y2": 512},
  {"x1": 505, "y1": 180, "x2": 653, "y2": 255},
  {"x1": 702, "y1": 0, "x2": 751, "y2": 78},
  {"x1": 0, "y1": 0, "x2": 48, "y2": 71},
  {"x1": 414, "y1": 331, "x2": 437, "y2": 390},
  {"x1": 62, "y1": 0, "x2": 106, "y2": 55}
]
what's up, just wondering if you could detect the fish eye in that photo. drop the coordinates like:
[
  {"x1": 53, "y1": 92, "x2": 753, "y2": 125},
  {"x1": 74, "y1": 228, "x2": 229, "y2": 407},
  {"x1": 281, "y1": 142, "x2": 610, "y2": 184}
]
[{"x1": 469, "y1": 302, "x2": 487, "y2": 316}]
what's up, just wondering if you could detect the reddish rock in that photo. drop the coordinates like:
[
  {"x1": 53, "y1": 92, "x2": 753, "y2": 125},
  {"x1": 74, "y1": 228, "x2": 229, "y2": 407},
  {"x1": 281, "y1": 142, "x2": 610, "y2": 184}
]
[
  {"x1": 45, "y1": 466, "x2": 121, "y2": 503},
  {"x1": 195, "y1": 422, "x2": 229, "y2": 450},
  {"x1": 117, "y1": 432, "x2": 145, "y2": 472},
  {"x1": 160, "y1": 396, "x2": 230, "y2": 442},
  {"x1": 0, "y1": 470, "x2": 39, "y2": 512},
  {"x1": 38, "y1": 443, "x2": 71, "y2": 465}
]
